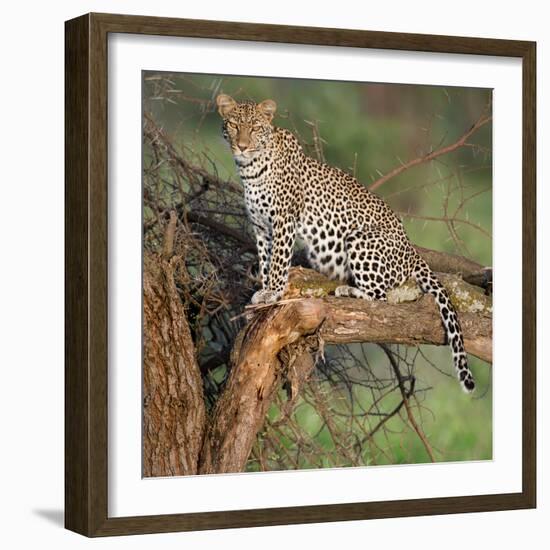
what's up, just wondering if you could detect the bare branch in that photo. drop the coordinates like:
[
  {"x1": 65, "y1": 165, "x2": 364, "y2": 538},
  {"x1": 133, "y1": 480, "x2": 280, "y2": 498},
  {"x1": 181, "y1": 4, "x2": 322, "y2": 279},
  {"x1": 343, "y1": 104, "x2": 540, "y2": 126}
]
[
  {"x1": 285, "y1": 267, "x2": 492, "y2": 363},
  {"x1": 369, "y1": 113, "x2": 492, "y2": 191},
  {"x1": 380, "y1": 345, "x2": 435, "y2": 462},
  {"x1": 322, "y1": 291, "x2": 491, "y2": 363}
]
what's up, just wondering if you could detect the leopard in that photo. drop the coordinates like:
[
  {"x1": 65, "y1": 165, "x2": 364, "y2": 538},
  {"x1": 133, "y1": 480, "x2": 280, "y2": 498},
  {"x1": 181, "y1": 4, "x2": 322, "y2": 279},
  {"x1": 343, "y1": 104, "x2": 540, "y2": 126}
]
[{"x1": 216, "y1": 93, "x2": 476, "y2": 393}]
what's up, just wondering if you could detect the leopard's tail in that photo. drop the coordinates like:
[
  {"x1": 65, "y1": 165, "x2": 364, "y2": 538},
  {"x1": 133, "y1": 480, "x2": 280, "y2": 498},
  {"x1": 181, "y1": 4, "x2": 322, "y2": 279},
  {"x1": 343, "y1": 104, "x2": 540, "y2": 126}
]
[{"x1": 412, "y1": 256, "x2": 475, "y2": 393}]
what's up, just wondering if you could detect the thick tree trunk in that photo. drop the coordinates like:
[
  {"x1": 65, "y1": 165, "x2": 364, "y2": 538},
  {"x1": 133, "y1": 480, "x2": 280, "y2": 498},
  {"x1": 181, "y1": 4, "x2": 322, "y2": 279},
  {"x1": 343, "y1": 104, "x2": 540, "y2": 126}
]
[
  {"x1": 199, "y1": 300, "x2": 326, "y2": 474},
  {"x1": 142, "y1": 214, "x2": 206, "y2": 477}
]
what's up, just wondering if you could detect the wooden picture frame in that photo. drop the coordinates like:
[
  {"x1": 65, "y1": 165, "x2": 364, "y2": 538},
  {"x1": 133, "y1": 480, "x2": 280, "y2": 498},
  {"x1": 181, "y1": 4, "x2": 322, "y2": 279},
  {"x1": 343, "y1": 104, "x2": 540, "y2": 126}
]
[{"x1": 65, "y1": 12, "x2": 536, "y2": 537}]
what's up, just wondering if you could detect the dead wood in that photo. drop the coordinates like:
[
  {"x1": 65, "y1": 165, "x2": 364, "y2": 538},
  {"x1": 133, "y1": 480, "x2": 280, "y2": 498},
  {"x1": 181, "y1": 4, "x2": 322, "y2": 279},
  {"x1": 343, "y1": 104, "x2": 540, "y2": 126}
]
[
  {"x1": 142, "y1": 213, "x2": 206, "y2": 476},
  {"x1": 199, "y1": 300, "x2": 327, "y2": 474}
]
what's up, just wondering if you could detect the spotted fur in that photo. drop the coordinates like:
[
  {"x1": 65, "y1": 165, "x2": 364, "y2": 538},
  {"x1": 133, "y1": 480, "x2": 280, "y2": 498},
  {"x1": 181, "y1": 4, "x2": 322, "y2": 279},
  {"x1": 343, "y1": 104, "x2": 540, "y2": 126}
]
[{"x1": 216, "y1": 94, "x2": 475, "y2": 393}]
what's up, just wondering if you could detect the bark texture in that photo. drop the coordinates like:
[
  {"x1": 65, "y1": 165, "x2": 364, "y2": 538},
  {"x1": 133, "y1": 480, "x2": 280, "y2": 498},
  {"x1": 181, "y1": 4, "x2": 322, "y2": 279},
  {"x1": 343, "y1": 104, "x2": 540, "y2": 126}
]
[
  {"x1": 286, "y1": 267, "x2": 492, "y2": 362},
  {"x1": 142, "y1": 215, "x2": 206, "y2": 477},
  {"x1": 199, "y1": 300, "x2": 326, "y2": 474},
  {"x1": 322, "y1": 295, "x2": 492, "y2": 362}
]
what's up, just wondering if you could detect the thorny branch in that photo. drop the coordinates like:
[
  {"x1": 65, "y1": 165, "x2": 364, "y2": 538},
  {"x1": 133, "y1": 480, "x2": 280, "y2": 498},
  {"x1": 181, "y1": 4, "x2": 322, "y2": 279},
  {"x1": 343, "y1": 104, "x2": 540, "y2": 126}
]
[{"x1": 369, "y1": 111, "x2": 492, "y2": 191}]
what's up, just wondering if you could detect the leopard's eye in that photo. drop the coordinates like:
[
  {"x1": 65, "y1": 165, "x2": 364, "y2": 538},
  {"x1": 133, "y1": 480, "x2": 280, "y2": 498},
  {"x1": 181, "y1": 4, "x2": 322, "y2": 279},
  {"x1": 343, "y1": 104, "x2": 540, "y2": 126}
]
[
  {"x1": 226, "y1": 121, "x2": 238, "y2": 130},
  {"x1": 252, "y1": 124, "x2": 262, "y2": 131}
]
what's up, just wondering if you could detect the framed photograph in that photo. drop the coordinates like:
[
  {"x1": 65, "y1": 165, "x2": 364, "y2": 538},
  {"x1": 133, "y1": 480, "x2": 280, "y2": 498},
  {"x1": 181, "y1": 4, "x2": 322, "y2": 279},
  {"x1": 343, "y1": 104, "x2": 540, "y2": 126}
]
[{"x1": 65, "y1": 13, "x2": 536, "y2": 537}]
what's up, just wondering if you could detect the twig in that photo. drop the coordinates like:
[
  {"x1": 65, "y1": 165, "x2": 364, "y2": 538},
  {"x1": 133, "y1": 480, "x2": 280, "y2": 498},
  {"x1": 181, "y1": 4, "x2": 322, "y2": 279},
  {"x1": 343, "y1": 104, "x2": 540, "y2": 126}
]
[
  {"x1": 162, "y1": 210, "x2": 177, "y2": 258},
  {"x1": 380, "y1": 344, "x2": 436, "y2": 462},
  {"x1": 369, "y1": 113, "x2": 492, "y2": 191}
]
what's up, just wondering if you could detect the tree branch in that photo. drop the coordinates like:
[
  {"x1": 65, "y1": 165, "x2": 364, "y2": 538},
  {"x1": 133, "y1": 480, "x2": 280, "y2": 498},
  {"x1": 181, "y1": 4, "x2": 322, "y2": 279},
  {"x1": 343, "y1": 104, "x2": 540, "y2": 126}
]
[
  {"x1": 414, "y1": 246, "x2": 491, "y2": 289},
  {"x1": 369, "y1": 113, "x2": 492, "y2": 191},
  {"x1": 322, "y1": 295, "x2": 491, "y2": 363},
  {"x1": 284, "y1": 267, "x2": 492, "y2": 363},
  {"x1": 380, "y1": 344, "x2": 435, "y2": 462}
]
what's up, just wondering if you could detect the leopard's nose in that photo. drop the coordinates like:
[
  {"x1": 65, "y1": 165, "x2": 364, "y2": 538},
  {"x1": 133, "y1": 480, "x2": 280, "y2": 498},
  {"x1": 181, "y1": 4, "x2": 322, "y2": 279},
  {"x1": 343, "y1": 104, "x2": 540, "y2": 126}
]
[
  {"x1": 236, "y1": 131, "x2": 250, "y2": 152},
  {"x1": 237, "y1": 140, "x2": 249, "y2": 152}
]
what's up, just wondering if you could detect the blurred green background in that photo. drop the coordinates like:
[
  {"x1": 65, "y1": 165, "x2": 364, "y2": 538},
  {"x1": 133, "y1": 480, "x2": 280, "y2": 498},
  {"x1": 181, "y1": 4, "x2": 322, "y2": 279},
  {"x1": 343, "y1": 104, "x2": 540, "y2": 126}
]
[{"x1": 144, "y1": 72, "x2": 492, "y2": 467}]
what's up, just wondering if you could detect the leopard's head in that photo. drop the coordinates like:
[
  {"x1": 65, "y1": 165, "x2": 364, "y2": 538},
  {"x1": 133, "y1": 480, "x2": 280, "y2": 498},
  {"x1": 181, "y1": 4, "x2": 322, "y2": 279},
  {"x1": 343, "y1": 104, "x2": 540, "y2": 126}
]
[{"x1": 216, "y1": 94, "x2": 277, "y2": 160}]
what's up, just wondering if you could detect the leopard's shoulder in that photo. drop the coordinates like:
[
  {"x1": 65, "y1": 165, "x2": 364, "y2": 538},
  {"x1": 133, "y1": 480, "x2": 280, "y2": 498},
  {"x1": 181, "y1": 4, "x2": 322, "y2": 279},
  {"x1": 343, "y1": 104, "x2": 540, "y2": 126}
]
[{"x1": 272, "y1": 127, "x2": 303, "y2": 155}]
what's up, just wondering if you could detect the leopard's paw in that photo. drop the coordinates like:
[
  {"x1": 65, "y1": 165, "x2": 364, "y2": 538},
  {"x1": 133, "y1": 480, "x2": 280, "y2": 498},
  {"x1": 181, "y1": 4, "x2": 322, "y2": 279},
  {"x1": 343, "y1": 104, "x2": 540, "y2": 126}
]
[
  {"x1": 334, "y1": 285, "x2": 353, "y2": 298},
  {"x1": 250, "y1": 289, "x2": 282, "y2": 305},
  {"x1": 335, "y1": 285, "x2": 375, "y2": 301}
]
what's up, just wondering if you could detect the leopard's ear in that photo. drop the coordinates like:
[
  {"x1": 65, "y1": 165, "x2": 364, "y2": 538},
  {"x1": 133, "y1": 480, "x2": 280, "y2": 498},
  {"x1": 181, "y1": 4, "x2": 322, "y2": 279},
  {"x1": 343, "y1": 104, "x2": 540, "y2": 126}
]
[
  {"x1": 258, "y1": 99, "x2": 277, "y2": 122},
  {"x1": 216, "y1": 94, "x2": 237, "y2": 117}
]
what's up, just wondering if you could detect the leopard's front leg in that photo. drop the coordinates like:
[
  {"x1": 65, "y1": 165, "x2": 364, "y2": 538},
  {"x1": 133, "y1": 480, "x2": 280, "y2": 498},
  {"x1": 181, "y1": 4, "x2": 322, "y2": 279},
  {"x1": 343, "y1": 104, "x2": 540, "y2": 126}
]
[
  {"x1": 254, "y1": 224, "x2": 272, "y2": 290},
  {"x1": 250, "y1": 215, "x2": 296, "y2": 305}
]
